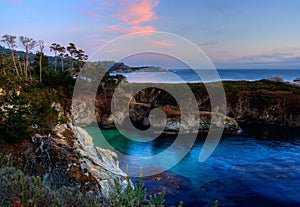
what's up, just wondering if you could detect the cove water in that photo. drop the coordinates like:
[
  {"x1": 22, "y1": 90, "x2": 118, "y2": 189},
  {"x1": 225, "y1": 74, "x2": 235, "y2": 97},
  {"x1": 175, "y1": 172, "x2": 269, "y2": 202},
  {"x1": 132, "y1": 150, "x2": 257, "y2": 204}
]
[{"x1": 86, "y1": 127, "x2": 300, "y2": 207}]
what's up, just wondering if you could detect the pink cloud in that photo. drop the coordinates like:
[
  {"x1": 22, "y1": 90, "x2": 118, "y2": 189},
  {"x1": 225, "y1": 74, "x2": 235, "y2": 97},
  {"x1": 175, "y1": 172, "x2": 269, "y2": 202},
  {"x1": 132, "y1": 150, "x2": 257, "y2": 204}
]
[
  {"x1": 103, "y1": 24, "x2": 156, "y2": 35},
  {"x1": 151, "y1": 40, "x2": 175, "y2": 47},
  {"x1": 82, "y1": 9, "x2": 104, "y2": 18},
  {"x1": 117, "y1": 0, "x2": 160, "y2": 25},
  {"x1": 8, "y1": 0, "x2": 21, "y2": 3},
  {"x1": 69, "y1": 26, "x2": 81, "y2": 31}
]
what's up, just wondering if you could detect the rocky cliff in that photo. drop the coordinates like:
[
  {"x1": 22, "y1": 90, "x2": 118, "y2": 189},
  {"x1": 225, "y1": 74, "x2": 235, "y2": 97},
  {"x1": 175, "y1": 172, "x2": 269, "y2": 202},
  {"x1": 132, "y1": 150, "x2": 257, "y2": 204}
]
[
  {"x1": 72, "y1": 80, "x2": 300, "y2": 132},
  {"x1": 1, "y1": 123, "x2": 127, "y2": 201},
  {"x1": 66, "y1": 123, "x2": 127, "y2": 199}
]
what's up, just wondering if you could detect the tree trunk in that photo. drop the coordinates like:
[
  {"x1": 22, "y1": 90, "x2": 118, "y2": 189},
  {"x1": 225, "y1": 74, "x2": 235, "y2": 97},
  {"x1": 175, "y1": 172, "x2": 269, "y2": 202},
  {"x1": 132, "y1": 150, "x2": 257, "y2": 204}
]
[
  {"x1": 25, "y1": 47, "x2": 29, "y2": 80},
  {"x1": 61, "y1": 56, "x2": 64, "y2": 72},
  {"x1": 54, "y1": 52, "x2": 57, "y2": 71},
  {"x1": 39, "y1": 53, "x2": 42, "y2": 82},
  {"x1": 11, "y1": 51, "x2": 19, "y2": 76},
  {"x1": 17, "y1": 57, "x2": 23, "y2": 75}
]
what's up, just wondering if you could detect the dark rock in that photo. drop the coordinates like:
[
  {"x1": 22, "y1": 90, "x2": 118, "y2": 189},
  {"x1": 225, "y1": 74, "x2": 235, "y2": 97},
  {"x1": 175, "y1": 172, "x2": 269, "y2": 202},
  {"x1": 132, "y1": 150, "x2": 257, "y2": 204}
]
[
  {"x1": 134, "y1": 170, "x2": 192, "y2": 196},
  {"x1": 293, "y1": 78, "x2": 300, "y2": 82},
  {"x1": 267, "y1": 77, "x2": 283, "y2": 82}
]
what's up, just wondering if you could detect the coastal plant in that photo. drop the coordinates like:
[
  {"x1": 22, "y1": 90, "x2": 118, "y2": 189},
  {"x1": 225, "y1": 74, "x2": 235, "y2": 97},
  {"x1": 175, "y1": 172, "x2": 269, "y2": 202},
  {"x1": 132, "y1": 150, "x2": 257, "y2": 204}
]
[
  {"x1": 148, "y1": 188, "x2": 166, "y2": 207},
  {"x1": 0, "y1": 167, "x2": 104, "y2": 207},
  {"x1": 110, "y1": 174, "x2": 148, "y2": 206},
  {"x1": 54, "y1": 186, "x2": 103, "y2": 207},
  {"x1": 0, "y1": 167, "x2": 53, "y2": 207},
  {"x1": 110, "y1": 166, "x2": 182, "y2": 207}
]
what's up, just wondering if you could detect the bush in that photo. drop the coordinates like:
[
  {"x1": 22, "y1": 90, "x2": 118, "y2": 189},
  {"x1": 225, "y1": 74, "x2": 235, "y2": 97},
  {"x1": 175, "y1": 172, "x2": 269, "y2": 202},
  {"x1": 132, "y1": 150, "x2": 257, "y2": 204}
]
[
  {"x1": 110, "y1": 167, "x2": 183, "y2": 207},
  {"x1": 0, "y1": 167, "x2": 104, "y2": 207},
  {"x1": 249, "y1": 93, "x2": 275, "y2": 109}
]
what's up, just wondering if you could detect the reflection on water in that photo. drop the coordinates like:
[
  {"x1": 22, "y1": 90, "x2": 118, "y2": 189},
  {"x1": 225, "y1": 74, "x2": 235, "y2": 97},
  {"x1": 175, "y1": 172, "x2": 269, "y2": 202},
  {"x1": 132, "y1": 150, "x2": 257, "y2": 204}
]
[
  {"x1": 240, "y1": 122, "x2": 300, "y2": 140},
  {"x1": 86, "y1": 127, "x2": 300, "y2": 207}
]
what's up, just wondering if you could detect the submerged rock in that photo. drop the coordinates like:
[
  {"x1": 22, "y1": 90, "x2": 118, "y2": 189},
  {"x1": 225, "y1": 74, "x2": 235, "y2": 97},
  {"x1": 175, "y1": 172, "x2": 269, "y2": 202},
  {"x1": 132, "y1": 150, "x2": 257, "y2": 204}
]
[{"x1": 137, "y1": 170, "x2": 192, "y2": 196}]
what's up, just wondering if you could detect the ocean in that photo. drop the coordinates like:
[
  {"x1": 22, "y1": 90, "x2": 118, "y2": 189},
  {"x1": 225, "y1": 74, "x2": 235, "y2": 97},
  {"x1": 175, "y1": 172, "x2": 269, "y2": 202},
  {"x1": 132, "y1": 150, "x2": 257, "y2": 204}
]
[{"x1": 117, "y1": 69, "x2": 300, "y2": 83}]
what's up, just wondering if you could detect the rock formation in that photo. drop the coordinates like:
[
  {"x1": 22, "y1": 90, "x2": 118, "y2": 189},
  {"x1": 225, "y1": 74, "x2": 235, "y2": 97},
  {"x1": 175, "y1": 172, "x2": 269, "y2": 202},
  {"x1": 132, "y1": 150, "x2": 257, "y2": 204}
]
[{"x1": 53, "y1": 124, "x2": 127, "y2": 199}]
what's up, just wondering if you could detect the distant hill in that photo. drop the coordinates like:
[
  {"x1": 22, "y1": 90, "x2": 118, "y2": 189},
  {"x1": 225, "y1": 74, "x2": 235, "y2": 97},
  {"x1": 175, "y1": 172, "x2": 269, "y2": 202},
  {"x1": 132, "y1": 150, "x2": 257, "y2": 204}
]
[
  {"x1": 108, "y1": 62, "x2": 171, "y2": 73},
  {"x1": 1, "y1": 47, "x2": 170, "y2": 73},
  {"x1": 0, "y1": 46, "x2": 69, "y2": 70}
]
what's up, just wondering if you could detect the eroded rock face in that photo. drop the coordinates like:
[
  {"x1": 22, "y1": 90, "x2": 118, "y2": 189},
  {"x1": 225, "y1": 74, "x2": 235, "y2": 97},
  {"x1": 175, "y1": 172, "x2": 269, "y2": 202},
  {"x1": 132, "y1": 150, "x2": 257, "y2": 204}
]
[
  {"x1": 227, "y1": 90, "x2": 300, "y2": 127},
  {"x1": 71, "y1": 91, "x2": 240, "y2": 134},
  {"x1": 71, "y1": 82, "x2": 300, "y2": 132},
  {"x1": 54, "y1": 124, "x2": 127, "y2": 199},
  {"x1": 68, "y1": 124, "x2": 127, "y2": 198},
  {"x1": 129, "y1": 104, "x2": 240, "y2": 134}
]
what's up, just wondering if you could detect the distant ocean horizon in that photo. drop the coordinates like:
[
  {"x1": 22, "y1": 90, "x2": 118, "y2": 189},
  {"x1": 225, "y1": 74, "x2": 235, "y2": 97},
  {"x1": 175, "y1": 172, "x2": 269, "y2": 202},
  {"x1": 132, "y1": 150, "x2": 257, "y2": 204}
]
[{"x1": 116, "y1": 69, "x2": 300, "y2": 83}]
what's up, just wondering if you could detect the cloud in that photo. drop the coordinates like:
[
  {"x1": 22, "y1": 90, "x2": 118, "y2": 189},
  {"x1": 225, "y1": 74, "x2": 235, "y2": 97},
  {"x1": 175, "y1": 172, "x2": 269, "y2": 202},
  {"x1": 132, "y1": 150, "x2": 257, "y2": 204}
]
[
  {"x1": 219, "y1": 48, "x2": 300, "y2": 69},
  {"x1": 103, "y1": 24, "x2": 156, "y2": 35},
  {"x1": 198, "y1": 41, "x2": 219, "y2": 47},
  {"x1": 82, "y1": 9, "x2": 104, "y2": 18},
  {"x1": 234, "y1": 49, "x2": 300, "y2": 63},
  {"x1": 117, "y1": 0, "x2": 160, "y2": 25},
  {"x1": 151, "y1": 40, "x2": 175, "y2": 47},
  {"x1": 8, "y1": 0, "x2": 20, "y2": 4},
  {"x1": 69, "y1": 26, "x2": 81, "y2": 31}
]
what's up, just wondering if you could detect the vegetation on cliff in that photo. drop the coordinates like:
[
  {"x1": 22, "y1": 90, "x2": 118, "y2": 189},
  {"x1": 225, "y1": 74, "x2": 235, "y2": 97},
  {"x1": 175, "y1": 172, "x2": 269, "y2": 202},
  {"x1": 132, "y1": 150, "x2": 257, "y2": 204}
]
[{"x1": 0, "y1": 34, "x2": 178, "y2": 207}]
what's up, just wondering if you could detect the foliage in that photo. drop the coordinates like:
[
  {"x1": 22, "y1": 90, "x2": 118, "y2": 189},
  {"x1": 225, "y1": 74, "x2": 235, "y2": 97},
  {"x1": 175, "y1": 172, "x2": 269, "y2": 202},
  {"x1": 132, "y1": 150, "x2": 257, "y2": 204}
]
[
  {"x1": 110, "y1": 167, "x2": 183, "y2": 207},
  {"x1": 249, "y1": 93, "x2": 275, "y2": 109},
  {"x1": 0, "y1": 165, "x2": 183, "y2": 207},
  {"x1": 41, "y1": 69, "x2": 75, "y2": 97},
  {"x1": 0, "y1": 93, "x2": 33, "y2": 143},
  {"x1": 0, "y1": 167, "x2": 53, "y2": 207},
  {"x1": 0, "y1": 167, "x2": 104, "y2": 207},
  {"x1": 0, "y1": 73, "x2": 66, "y2": 142},
  {"x1": 110, "y1": 176, "x2": 148, "y2": 207}
]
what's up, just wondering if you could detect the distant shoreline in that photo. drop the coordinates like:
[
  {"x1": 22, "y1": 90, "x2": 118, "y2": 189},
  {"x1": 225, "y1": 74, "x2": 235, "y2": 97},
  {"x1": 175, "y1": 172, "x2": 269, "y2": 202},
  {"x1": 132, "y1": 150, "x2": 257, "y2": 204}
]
[{"x1": 110, "y1": 68, "x2": 300, "y2": 83}]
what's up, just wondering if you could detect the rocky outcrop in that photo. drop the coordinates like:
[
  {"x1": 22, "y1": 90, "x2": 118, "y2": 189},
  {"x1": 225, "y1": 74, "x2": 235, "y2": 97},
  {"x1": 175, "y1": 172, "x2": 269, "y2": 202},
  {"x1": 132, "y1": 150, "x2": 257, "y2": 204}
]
[
  {"x1": 291, "y1": 78, "x2": 300, "y2": 87},
  {"x1": 71, "y1": 80, "x2": 300, "y2": 134},
  {"x1": 129, "y1": 103, "x2": 240, "y2": 134},
  {"x1": 54, "y1": 124, "x2": 127, "y2": 199},
  {"x1": 227, "y1": 89, "x2": 300, "y2": 126},
  {"x1": 109, "y1": 62, "x2": 170, "y2": 73},
  {"x1": 72, "y1": 90, "x2": 240, "y2": 134}
]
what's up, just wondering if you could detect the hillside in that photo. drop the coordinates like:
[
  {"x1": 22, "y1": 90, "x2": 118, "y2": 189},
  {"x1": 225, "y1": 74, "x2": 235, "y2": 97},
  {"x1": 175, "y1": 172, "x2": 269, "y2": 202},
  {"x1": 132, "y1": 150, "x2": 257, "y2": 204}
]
[{"x1": 108, "y1": 62, "x2": 171, "y2": 73}]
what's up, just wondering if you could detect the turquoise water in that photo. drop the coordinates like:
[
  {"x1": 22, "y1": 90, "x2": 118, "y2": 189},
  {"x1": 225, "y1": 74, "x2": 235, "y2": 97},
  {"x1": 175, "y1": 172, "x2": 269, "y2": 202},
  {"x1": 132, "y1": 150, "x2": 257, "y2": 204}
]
[{"x1": 86, "y1": 127, "x2": 300, "y2": 207}]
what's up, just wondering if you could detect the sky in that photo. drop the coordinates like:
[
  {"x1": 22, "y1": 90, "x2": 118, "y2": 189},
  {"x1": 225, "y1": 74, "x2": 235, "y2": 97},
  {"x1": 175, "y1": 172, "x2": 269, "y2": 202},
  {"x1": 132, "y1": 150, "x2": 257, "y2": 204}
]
[{"x1": 0, "y1": 0, "x2": 300, "y2": 69}]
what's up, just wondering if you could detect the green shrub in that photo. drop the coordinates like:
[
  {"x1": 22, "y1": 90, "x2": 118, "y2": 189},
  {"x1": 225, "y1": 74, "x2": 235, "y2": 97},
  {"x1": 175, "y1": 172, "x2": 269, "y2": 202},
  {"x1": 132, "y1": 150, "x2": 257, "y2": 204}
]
[
  {"x1": 110, "y1": 167, "x2": 183, "y2": 207},
  {"x1": 249, "y1": 93, "x2": 275, "y2": 109},
  {"x1": 0, "y1": 167, "x2": 104, "y2": 207}
]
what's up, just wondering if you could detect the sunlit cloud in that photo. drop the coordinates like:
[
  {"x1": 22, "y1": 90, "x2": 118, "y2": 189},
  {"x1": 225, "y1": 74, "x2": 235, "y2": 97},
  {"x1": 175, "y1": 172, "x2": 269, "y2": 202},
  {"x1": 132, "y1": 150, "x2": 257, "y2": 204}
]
[
  {"x1": 233, "y1": 49, "x2": 300, "y2": 63},
  {"x1": 213, "y1": 47, "x2": 300, "y2": 69},
  {"x1": 103, "y1": 24, "x2": 156, "y2": 35},
  {"x1": 8, "y1": 0, "x2": 21, "y2": 4},
  {"x1": 151, "y1": 40, "x2": 175, "y2": 47},
  {"x1": 82, "y1": 9, "x2": 104, "y2": 18},
  {"x1": 69, "y1": 26, "x2": 81, "y2": 31},
  {"x1": 117, "y1": 0, "x2": 160, "y2": 25}
]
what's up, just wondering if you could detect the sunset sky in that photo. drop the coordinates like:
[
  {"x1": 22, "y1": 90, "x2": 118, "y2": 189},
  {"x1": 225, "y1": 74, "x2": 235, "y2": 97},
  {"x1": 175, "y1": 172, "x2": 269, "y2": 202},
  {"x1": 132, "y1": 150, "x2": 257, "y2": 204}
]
[{"x1": 1, "y1": 0, "x2": 300, "y2": 69}]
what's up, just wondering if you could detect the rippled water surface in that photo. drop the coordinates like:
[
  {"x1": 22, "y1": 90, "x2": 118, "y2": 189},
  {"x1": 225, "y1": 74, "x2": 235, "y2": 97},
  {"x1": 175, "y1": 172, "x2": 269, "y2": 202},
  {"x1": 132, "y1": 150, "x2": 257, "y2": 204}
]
[{"x1": 87, "y1": 127, "x2": 300, "y2": 207}]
